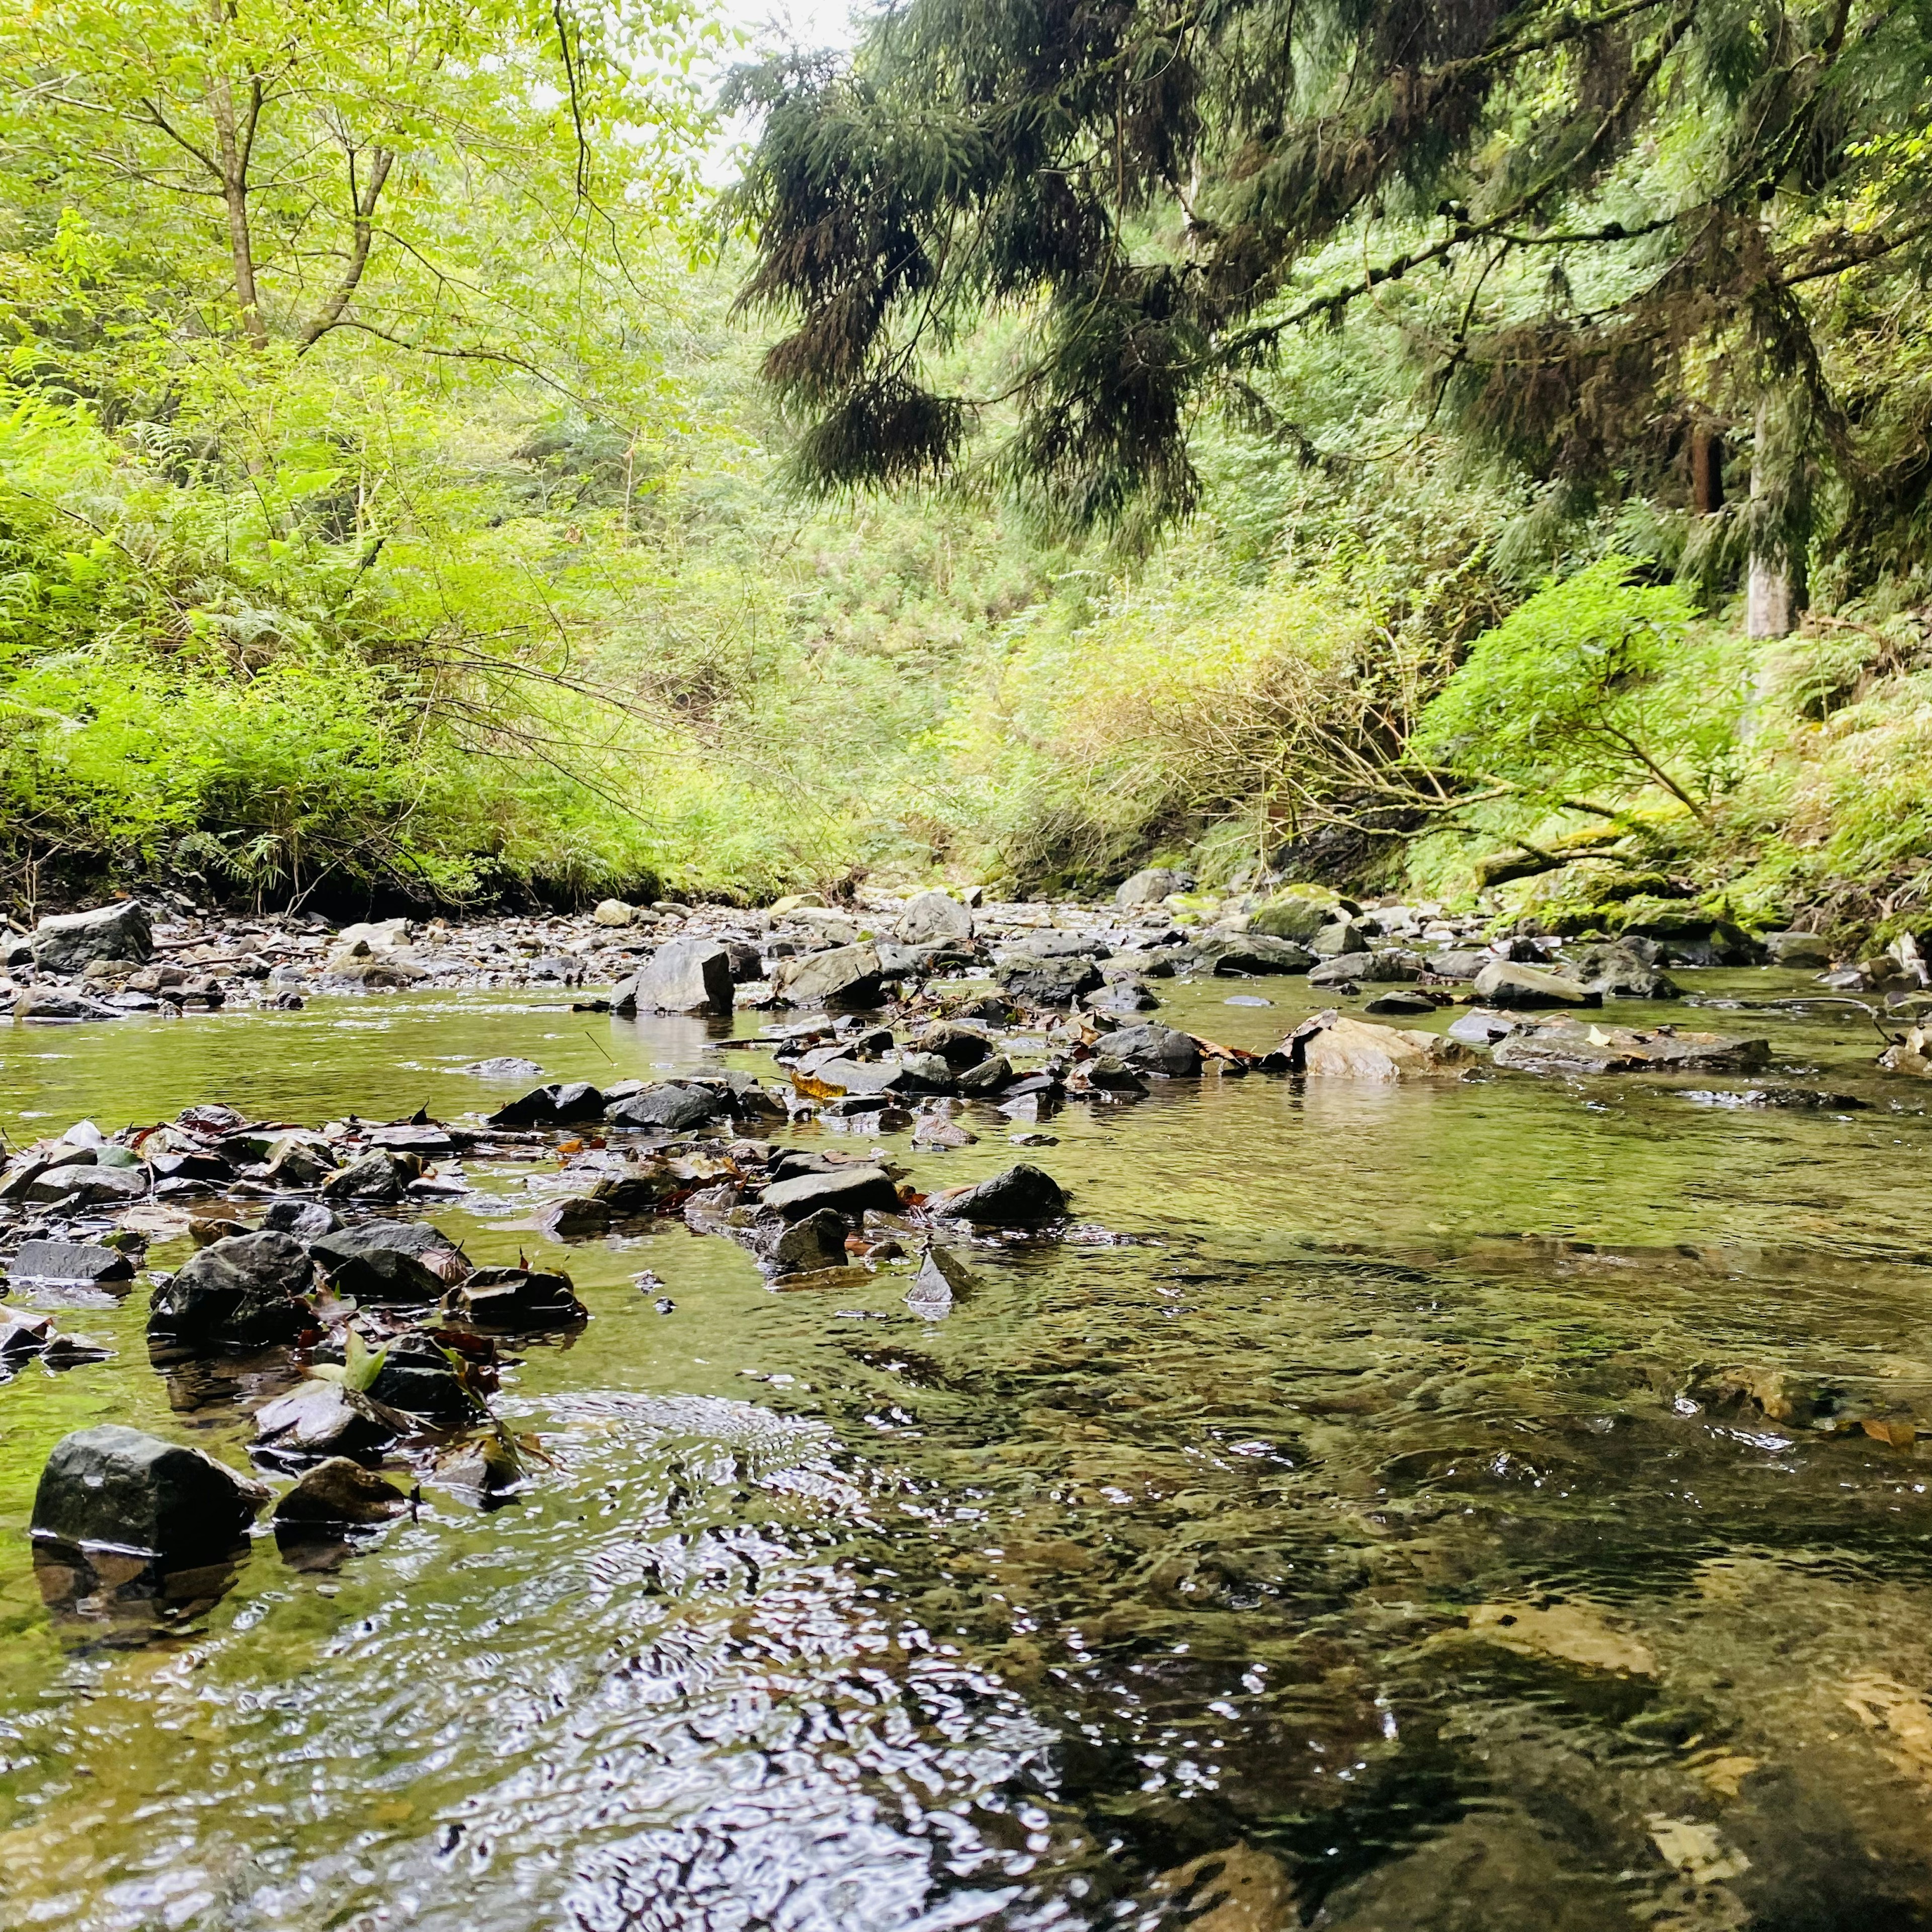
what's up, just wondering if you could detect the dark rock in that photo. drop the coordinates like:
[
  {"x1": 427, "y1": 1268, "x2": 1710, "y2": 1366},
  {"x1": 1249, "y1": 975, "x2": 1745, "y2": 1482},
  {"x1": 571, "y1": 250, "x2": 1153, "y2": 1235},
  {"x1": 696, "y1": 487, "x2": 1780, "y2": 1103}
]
[
  {"x1": 998, "y1": 954, "x2": 1104, "y2": 1004},
  {"x1": 535, "y1": 1195, "x2": 612, "y2": 1240},
  {"x1": 955, "y1": 1053, "x2": 1015, "y2": 1094},
  {"x1": 14, "y1": 989, "x2": 124, "y2": 1021},
  {"x1": 149, "y1": 1231, "x2": 315, "y2": 1348},
  {"x1": 273, "y1": 1457, "x2": 411, "y2": 1527},
  {"x1": 759, "y1": 1166, "x2": 901, "y2": 1222},
  {"x1": 760, "y1": 1208, "x2": 851, "y2": 1274},
  {"x1": 934, "y1": 1163, "x2": 1067, "y2": 1225},
  {"x1": 907, "y1": 1022, "x2": 993, "y2": 1069},
  {"x1": 31, "y1": 1424, "x2": 267, "y2": 1558},
  {"x1": 606, "y1": 1082, "x2": 726, "y2": 1131},
  {"x1": 1192, "y1": 935, "x2": 1317, "y2": 976},
  {"x1": 908, "y1": 1244, "x2": 977, "y2": 1315},
  {"x1": 259, "y1": 1198, "x2": 343, "y2": 1240},
  {"x1": 365, "y1": 1332, "x2": 484, "y2": 1426},
  {"x1": 1106, "y1": 1024, "x2": 1203, "y2": 1075},
  {"x1": 1564, "y1": 940, "x2": 1682, "y2": 999},
  {"x1": 444, "y1": 1266, "x2": 586, "y2": 1328},
  {"x1": 30, "y1": 900, "x2": 154, "y2": 974},
  {"x1": 1069, "y1": 1055, "x2": 1148, "y2": 1096},
  {"x1": 488, "y1": 1081, "x2": 605, "y2": 1129},
  {"x1": 1677, "y1": 1086, "x2": 1869, "y2": 1110},
  {"x1": 10, "y1": 1239, "x2": 135, "y2": 1285},
  {"x1": 1364, "y1": 989, "x2": 1440, "y2": 1015},
  {"x1": 772, "y1": 943, "x2": 886, "y2": 1011},
  {"x1": 253, "y1": 1380, "x2": 400, "y2": 1462},
  {"x1": 320, "y1": 1149, "x2": 426, "y2": 1202},
  {"x1": 26, "y1": 1162, "x2": 146, "y2": 1206},
  {"x1": 309, "y1": 1222, "x2": 459, "y2": 1301},
  {"x1": 1471, "y1": 960, "x2": 1600, "y2": 1009}
]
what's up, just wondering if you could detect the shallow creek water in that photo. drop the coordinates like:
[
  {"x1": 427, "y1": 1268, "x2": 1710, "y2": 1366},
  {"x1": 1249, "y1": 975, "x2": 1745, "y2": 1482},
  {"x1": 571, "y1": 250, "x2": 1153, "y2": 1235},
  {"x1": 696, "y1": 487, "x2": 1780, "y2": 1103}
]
[{"x1": 4, "y1": 972, "x2": 1932, "y2": 1930}]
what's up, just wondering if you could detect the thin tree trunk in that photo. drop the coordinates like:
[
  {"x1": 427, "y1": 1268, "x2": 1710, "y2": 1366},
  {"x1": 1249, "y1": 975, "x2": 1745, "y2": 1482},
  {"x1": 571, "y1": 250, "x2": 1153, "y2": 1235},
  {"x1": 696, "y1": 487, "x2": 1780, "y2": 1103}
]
[
  {"x1": 1746, "y1": 395, "x2": 1805, "y2": 639},
  {"x1": 297, "y1": 146, "x2": 396, "y2": 350},
  {"x1": 209, "y1": 74, "x2": 267, "y2": 348},
  {"x1": 1690, "y1": 428, "x2": 1725, "y2": 516}
]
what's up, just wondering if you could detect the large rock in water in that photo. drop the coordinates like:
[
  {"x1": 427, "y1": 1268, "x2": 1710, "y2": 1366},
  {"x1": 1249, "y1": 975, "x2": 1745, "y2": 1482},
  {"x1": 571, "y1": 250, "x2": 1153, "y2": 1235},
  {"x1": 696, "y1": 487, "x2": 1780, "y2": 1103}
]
[
  {"x1": 308, "y1": 1222, "x2": 460, "y2": 1301},
  {"x1": 759, "y1": 1165, "x2": 901, "y2": 1222},
  {"x1": 1188, "y1": 934, "x2": 1316, "y2": 976},
  {"x1": 895, "y1": 891, "x2": 974, "y2": 945},
  {"x1": 1471, "y1": 960, "x2": 1600, "y2": 1009},
  {"x1": 772, "y1": 943, "x2": 885, "y2": 1010},
  {"x1": 998, "y1": 954, "x2": 1103, "y2": 1004},
  {"x1": 32, "y1": 1424, "x2": 268, "y2": 1558},
  {"x1": 1281, "y1": 1011, "x2": 1471, "y2": 1081},
  {"x1": 148, "y1": 1231, "x2": 315, "y2": 1348},
  {"x1": 1492, "y1": 1019, "x2": 1769, "y2": 1076},
  {"x1": 935, "y1": 1163, "x2": 1067, "y2": 1225},
  {"x1": 1106, "y1": 1024, "x2": 1204, "y2": 1075},
  {"x1": 613, "y1": 938, "x2": 734, "y2": 1016},
  {"x1": 1246, "y1": 893, "x2": 1337, "y2": 944},
  {"x1": 30, "y1": 901, "x2": 153, "y2": 974}
]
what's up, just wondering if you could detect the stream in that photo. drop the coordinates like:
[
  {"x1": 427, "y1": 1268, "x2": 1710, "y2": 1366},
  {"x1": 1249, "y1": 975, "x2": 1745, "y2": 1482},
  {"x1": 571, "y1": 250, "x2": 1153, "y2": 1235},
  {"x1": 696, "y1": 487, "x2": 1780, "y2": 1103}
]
[{"x1": 5, "y1": 971, "x2": 1932, "y2": 1930}]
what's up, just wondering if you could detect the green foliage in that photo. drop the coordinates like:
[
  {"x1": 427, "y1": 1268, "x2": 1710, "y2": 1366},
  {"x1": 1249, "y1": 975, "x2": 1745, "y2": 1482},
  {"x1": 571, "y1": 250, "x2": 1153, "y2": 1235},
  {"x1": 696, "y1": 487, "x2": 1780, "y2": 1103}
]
[{"x1": 1412, "y1": 560, "x2": 1753, "y2": 824}]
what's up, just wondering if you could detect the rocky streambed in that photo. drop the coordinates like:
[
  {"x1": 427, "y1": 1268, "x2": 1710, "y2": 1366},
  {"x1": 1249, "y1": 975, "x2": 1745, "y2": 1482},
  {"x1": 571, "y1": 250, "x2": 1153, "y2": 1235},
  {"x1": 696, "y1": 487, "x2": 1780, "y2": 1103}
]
[{"x1": 8, "y1": 883, "x2": 1932, "y2": 1930}]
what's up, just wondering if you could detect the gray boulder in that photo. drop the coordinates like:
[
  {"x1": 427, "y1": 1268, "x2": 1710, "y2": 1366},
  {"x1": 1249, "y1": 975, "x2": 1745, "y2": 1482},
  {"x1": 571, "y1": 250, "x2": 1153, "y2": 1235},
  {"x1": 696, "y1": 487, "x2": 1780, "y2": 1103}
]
[
  {"x1": 1763, "y1": 929, "x2": 1833, "y2": 968},
  {"x1": 895, "y1": 891, "x2": 974, "y2": 945},
  {"x1": 908, "y1": 1244, "x2": 977, "y2": 1316},
  {"x1": 148, "y1": 1231, "x2": 315, "y2": 1348},
  {"x1": 1082, "y1": 977, "x2": 1158, "y2": 1014},
  {"x1": 14, "y1": 989, "x2": 124, "y2": 1021},
  {"x1": 308, "y1": 1222, "x2": 459, "y2": 1302},
  {"x1": 26, "y1": 1162, "x2": 145, "y2": 1205},
  {"x1": 998, "y1": 954, "x2": 1103, "y2": 1004},
  {"x1": 253, "y1": 1380, "x2": 399, "y2": 1461},
  {"x1": 9, "y1": 1239, "x2": 135, "y2": 1286},
  {"x1": 1191, "y1": 935, "x2": 1317, "y2": 976},
  {"x1": 759, "y1": 1208, "x2": 852, "y2": 1275},
  {"x1": 759, "y1": 1165, "x2": 901, "y2": 1222},
  {"x1": 772, "y1": 943, "x2": 886, "y2": 1010},
  {"x1": 1113, "y1": 867, "x2": 1188, "y2": 906},
  {"x1": 1471, "y1": 960, "x2": 1601, "y2": 1009},
  {"x1": 1308, "y1": 920, "x2": 1361, "y2": 957},
  {"x1": 1422, "y1": 949, "x2": 1493, "y2": 981},
  {"x1": 1106, "y1": 1024, "x2": 1204, "y2": 1075},
  {"x1": 934, "y1": 1163, "x2": 1067, "y2": 1225},
  {"x1": 1565, "y1": 940, "x2": 1681, "y2": 1000},
  {"x1": 273, "y1": 1457, "x2": 411, "y2": 1528},
  {"x1": 32, "y1": 1424, "x2": 268, "y2": 1558},
  {"x1": 606, "y1": 1082, "x2": 726, "y2": 1131},
  {"x1": 1246, "y1": 894, "x2": 1336, "y2": 944},
  {"x1": 30, "y1": 901, "x2": 153, "y2": 974},
  {"x1": 614, "y1": 938, "x2": 735, "y2": 1016}
]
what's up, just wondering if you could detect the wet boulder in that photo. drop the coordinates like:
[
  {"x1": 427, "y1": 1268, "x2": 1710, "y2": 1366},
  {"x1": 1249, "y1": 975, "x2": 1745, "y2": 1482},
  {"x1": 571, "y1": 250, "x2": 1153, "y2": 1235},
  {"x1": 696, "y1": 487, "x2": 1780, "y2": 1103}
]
[
  {"x1": 31, "y1": 1162, "x2": 146, "y2": 1207},
  {"x1": 259, "y1": 1198, "x2": 342, "y2": 1240},
  {"x1": 32, "y1": 1424, "x2": 268, "y2": 1559},
  {"x1": 606, "y1": 1082, "x2": 726, "y2": 1132},
  {"x1": 148, "y1": 1231, "x2": 315, "y2": 1348},
  {"x1": 364, "y1": 1332, "x2": 484, "y2": 1427},
  {"x1": 1564, "y1": 940, "x2": 1681, "y2": 1000},
  {"x1": 1283, "y1": 1011, "x2": 1471, "y2": 1081},
  {"x1": 906, "y1": 1022, "x2": 993, "y2": 1070},
  {"x1": 253, "y1": 1379, "x2": 400, "y2": 1463},
  {"x1": 895, "y1": 891, "x2": 975, "y2": 946},
  {"x1": 1471, "y1": 960, "x2": 1600, "y2": 1009},
  {"x1": 1082, "y1": 977, "x2": 1159, "y2": 1015},
  {"x1": 273, "y1": 1458, "x2": 411, "y2": 1528},
  {"x1": 1246, "y1": 893, "x2": 1337, "y2": 944},
  {"x1": 1763, "y1": 929, "x2": 1832, "y2": 968},
  {"x1": 760, "y1": 1165, "x2": 902, "y2": 1222},
  {"x1": 613, "y1": 937, "x2": 735, "y2": 1016},
  {"x1": 1191, "y1": 934, "x2": 1317, "y2": 976},
  {"x1": 30, "y1": 900, "x2": 153, "y2": 975},
  {"x1": 320, "y1": 1149, "x2": 426, "y2": 1202},
  {"x1": 488, "y1": 1081, "x2": 605, "y2": 1129},
  {"x1": 9, "y1": 1239, "x2": 135, "y2": 1286},
  {"x1": 757, "y1": 1207, "x2": 852, "y2": 1275},
  {"x1": 535, "y1": 1195, "x2": 611, "y2": 1240},
  {"x1": 463, "y1": 1056, "x2": 547, "y2": 1081},
  {"x1": 1491, "y1": 1018, "x2": 1770, "y2": 1076},
  {"x1": 998, "y1": 954, "x2": 1103, "y2": 1005},
  {"x1": 772, "y1": 943, "x2": 886, "y2": 1011},
  {"x1": 309, "y1": 1222, "x2": 461, "y2": 1301},
  {"x1": 14, "y1": 989, "x2": 124, "y2": 1021},
  {"x1": 1421, "y1": 948, "x2": 1493, "y2": 981},
  {"x1": 955, "y1": 1053, "x2": 1015, "y2": 1094},
  {"x1": 934, "y1": 1162, "x2": 1067, "y2": 1226},
  {"x1": 443, "y1": 1266, "x2": 586, "y2": 1329},
  {"x1": 1068, "y1": 1055, "x2": 1148, "y2": 1097},
  {"x1": 1106, "y1": 1024, "x2": 1204, "y2": 1075},
  {"x1": 907, "y1": 1244, "x2": 978, "y2": 1316}
]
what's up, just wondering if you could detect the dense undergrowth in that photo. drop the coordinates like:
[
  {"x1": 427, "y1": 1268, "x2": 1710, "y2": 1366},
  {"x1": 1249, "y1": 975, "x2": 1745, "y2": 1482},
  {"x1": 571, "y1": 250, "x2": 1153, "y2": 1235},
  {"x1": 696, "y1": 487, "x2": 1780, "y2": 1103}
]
[{"x1": 3, "y1": 2, "x2": 1931, "y2": 941}]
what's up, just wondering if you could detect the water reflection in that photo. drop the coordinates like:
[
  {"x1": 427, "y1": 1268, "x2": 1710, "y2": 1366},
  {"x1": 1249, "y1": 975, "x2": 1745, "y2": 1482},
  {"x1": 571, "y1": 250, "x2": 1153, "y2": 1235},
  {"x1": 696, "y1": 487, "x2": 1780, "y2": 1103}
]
[{"x1": 33, "y1": 1536, "x2": 249, "y2": 1636}]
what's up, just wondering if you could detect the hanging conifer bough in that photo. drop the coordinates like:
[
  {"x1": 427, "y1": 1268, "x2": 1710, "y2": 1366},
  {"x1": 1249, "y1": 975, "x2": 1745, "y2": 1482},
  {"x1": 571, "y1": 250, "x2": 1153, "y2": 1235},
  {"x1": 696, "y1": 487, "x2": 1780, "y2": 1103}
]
[{"x1": 730, "y1": 0, "x2": 1932, "y2": 629}]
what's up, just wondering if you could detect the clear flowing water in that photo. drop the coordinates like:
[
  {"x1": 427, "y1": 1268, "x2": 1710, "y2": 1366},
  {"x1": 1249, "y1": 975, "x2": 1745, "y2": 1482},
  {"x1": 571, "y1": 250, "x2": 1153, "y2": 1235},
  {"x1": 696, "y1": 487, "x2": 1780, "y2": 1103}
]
[{"x1": 4, "y1": 973, "x2": 1932, "y2": 1930}]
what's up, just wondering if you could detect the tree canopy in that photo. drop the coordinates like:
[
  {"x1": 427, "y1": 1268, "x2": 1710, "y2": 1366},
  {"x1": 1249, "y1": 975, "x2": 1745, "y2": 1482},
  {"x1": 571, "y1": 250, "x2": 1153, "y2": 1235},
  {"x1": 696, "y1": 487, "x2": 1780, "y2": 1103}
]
[{"x1": 730, "y1": 0, "x2": 1932, "y2": 590}]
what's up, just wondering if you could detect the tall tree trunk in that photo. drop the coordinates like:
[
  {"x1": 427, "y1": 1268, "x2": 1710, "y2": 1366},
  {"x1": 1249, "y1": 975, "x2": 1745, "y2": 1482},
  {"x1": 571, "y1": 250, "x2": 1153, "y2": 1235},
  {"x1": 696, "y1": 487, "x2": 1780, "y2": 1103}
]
[
  {"x1": 1746, "y1": 394, "x2": 1806, "y2": 639},
  {"x1": 209, "y1": 76, "x2": 267, "y2": 349},
  {"x1": 1689, "y1": 428, "x2": 1725, "y2": 516}
]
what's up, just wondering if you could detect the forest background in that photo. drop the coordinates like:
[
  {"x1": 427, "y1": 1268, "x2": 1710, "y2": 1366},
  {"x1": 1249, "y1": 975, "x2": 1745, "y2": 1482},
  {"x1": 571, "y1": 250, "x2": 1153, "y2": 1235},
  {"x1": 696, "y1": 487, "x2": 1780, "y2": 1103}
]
[{"x1": 3, "y1": 0, "x2": 1930, "y2": 942}]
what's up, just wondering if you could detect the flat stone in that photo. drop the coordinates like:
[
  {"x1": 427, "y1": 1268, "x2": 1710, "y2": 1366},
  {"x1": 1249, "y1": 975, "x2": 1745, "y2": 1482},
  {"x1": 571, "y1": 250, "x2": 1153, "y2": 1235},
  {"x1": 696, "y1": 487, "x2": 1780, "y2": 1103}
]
[
  {"x1": 308, "y1": 1222, "x2": 459, "y2": 1301},
  {"x1": 1491, "y1": 1019, "x2": 1771, "y2": 1076},
  {"x1": 997, "y1": 954, "x2": 1103, "y2": 1004},
  {"x1": 759, "y1": 1166, "x2": 901, "y2": 1222},
  {"x1": 14, "y1": 989, "x2": 126, "y2": 1021},
  {"x1": 1284, "y1": 1012, "x2": 1471, "y2": 1081},
  {"x1": 1192, "y1": 935, "x2": 1317, "y2": 976},
  {"x1": 1472, "y1": 960, "x2": 1600, "y2": 1008},
  {"x1": 10, "y1": 1239, "x2": 135, "y2": 1284}
]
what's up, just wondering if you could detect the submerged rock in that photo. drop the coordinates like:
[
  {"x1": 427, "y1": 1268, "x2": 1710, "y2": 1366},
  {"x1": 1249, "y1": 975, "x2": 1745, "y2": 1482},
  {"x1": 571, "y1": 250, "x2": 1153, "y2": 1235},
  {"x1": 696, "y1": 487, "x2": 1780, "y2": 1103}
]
[
  {"x1": 32, "y1": 1424, "x2": 268, "y2": 1558},
  {"x1": 273, "y1": 1458, "x2": 411, "y2": 1528},
  {"x1": 1283, "y1": 1011, "x2": 1471, "y2": 1081},
  {"x1": 149, "y1": 1231, "x2": 315, "y2": 1348}
]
